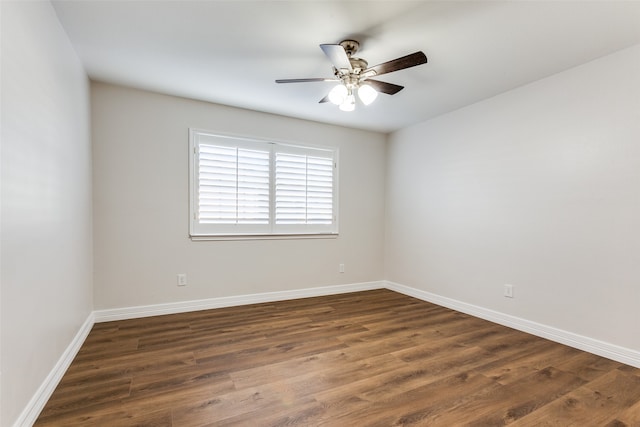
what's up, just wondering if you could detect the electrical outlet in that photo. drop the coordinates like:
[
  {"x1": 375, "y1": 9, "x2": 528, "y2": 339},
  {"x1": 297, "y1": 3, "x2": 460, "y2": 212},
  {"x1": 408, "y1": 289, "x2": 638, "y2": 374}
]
[
  {"x1": 504, "y1": 284, "x2": 514, "y2": 298},
  {"x1": 177, "y1": 274, "x2": 187, "y2": 286},
  {"x1": 339, "y1": 263, "x2": 345, "y2": 273}
]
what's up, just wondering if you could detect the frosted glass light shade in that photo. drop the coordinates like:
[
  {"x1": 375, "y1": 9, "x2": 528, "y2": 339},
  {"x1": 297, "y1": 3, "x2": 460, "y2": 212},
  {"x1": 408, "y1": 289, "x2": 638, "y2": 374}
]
[
  {"x1": 358, "y1": 84, "x2": 378, "y2": 105},
  {"x1": 328, "y1": 84, "x2": 348, "y2": 105},
  {"x1": 339, "y1": 94, "x2": 356, "y2": 112}
]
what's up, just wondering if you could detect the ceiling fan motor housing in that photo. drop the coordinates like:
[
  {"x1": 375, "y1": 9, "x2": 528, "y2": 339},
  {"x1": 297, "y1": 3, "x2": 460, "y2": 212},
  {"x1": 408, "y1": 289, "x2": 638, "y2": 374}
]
[
  {"x1": 349, "y1": 57, "x2": 368, "y2": 72},
  {"x1": 339, "y1": 39, "x2": 360, "y2": 57},
  {"x1": 338, "y1": 40, "x2": 368, "y2": 74}
]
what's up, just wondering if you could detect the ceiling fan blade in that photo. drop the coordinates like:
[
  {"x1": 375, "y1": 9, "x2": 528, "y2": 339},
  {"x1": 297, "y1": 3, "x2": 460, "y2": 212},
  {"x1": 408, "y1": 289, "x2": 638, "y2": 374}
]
[
  {"x1": 365, "y1": 79, "x2": 404, "y2": 95},
  {"x1": 276, "y1": 78, "x2": 338, "y2": 83},
  {"x1": 319, "y1": 95, "x2": 330, "y2": 103},
  {"x1": 364, "y1": 51, "x2": 427, "y2": 77},
  {"x1": 320, "y1": 44, "x2": 352, "y2": 71}
]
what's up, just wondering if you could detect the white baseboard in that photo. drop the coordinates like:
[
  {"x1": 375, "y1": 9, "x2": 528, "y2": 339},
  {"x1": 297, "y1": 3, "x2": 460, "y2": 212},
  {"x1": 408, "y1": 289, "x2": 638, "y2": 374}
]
[
  {"x1": 385, "y1": 280, "x2": 640, "y2": 369},
  {"x1": 94, "y1": 281, "x2": 385, "y2": 322},
  {"x1": 13, "y1": 312, "x2": 95, "y2": 427}
]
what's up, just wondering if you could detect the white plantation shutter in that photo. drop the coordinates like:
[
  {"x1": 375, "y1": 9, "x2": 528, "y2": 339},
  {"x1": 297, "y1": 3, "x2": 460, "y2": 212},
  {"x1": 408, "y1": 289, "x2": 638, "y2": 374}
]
[
  {"x1": 275, "y1": 152, "x2": 334, "y2": 227},
  {"x1": 190, "y1": 129, "x2": 337, "y2": 238},
  {"x1": 197, "y1": 144, "x2": 270, "y2": 224}
]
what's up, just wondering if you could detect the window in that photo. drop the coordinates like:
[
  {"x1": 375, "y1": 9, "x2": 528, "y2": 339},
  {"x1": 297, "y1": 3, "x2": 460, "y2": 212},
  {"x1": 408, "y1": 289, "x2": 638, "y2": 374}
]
[{"x1": 189, "y1": 129, "x2": 338, "y2": 239}]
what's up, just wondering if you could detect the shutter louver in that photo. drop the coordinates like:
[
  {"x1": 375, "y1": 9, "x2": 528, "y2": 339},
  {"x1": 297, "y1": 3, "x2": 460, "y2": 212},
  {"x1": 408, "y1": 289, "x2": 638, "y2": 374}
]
[{"x1": 198, "y1": 144, "x2": 270, "y2": 224}]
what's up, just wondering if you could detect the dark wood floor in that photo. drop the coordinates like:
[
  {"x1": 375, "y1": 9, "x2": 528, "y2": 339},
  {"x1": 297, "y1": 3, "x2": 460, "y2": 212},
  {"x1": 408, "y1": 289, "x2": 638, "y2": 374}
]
[{"x1": 35, "y1": 289, "x2": 640, "y2": 426}]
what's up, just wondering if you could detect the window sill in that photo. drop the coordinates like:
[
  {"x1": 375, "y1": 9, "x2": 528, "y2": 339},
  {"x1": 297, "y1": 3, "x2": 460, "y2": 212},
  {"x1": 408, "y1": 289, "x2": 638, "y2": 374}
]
[{"x1": 190, "y1": 233, "x2": 339, "y2": 242}]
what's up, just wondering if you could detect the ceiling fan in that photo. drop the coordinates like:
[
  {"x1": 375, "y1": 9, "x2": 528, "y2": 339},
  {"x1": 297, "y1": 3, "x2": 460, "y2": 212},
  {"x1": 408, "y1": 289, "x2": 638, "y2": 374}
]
[{"x1": 276, "y1": 40, "x2": 427, "y2": 111}]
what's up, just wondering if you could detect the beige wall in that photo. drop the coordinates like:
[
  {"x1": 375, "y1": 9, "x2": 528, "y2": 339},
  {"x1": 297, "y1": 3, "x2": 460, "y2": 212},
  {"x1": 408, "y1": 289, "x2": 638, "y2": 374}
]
[
  {"x1": 0, "y1": 1, "x2": 93, "y2": 425},
  {"x1": 91, "y1": 83, "x2": 386, "y2": 310},
  {"x1": 385, "y1": 44, "x2": 640, "y2": 352}
]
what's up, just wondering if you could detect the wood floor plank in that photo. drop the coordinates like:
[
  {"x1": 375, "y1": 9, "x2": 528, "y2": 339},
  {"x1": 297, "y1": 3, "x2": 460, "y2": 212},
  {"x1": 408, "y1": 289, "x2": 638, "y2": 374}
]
[
  {"x1": 128, "y1": 363, "x2": 234, "y2": 400},
  {"x1": 614, "y1": 397, "x2": 640, "y2": 426},
  {"x1": 210, "y1": 397, "x2": 328, "y2": 427},
  {"x1": 34, "y1": 289, "x2": 640, "y2": 426},
  {"x1": 510, "y1": 368, "x2": 640, "y2": 426},
  {"x1": 229, "y1": 346, "x2": 396, "y2": 390},
  {"x1": 476, "y1": 339, "x2": 582, "y2": 386},
  {"x1": 555, "y1": 351, "x2": 624, "y2": 381},
  {"x1": 170, "y1": 385, "x2": 299, "y2": 427},
  {"x1": 59, "y1": 348, "x2": 198, "y2": 388},
  {"x1": 35, "y1": 407, "x2": 174, "y2": 427},
  {"x1": 35, "y1": 377, "x2": 133, "y2": 420},
  {"x1": 318, "y1": 372, "x2": 503, "y2": 427}
]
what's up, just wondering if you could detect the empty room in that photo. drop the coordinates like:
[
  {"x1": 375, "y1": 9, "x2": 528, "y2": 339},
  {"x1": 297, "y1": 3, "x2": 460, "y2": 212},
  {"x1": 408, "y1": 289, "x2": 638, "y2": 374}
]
[{"x1": 2, "y1": 0, "x2": 640, "y2": 426}]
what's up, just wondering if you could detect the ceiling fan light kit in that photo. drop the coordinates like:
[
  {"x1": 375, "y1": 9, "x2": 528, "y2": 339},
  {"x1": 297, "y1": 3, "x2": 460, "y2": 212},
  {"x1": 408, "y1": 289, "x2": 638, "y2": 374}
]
[
  {"x1": 276, "y1": 39, "x2": 427, "y2": 112},
  {"x1": 358, "y1": 84, "x2": 378, "y2": 105},
  {"x1": 339, "y1": 94, "x2": 356, "y2": 112},
  {"x1": 328, "y1": 84, "x2": 348, "y2": 105}
]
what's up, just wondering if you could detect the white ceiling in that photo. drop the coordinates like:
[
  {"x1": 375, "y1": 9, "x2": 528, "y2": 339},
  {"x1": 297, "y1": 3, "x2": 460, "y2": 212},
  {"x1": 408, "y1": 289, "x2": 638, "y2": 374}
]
[{"x1": 51, "y1": 0, "x2": 640, "y2": 133}]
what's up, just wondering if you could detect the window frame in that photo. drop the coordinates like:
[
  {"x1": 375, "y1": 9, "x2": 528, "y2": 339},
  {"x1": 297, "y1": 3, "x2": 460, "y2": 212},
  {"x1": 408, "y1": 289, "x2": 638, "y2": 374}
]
[{"x1": 189, "y1": 129, "x2": 339, "y2": 240}]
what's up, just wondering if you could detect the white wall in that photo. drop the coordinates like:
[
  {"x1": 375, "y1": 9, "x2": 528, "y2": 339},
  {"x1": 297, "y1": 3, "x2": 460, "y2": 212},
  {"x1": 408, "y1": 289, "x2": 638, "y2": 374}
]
[
  {"x1": 0, "y1": 1, "x2": 93, "y2": 426},
  {"x1": 386, "y1": 44, "x2": 640, "y2": 352},
  {"x1": 91, "y1": 83, "x2": 386, "y2": 310}
]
